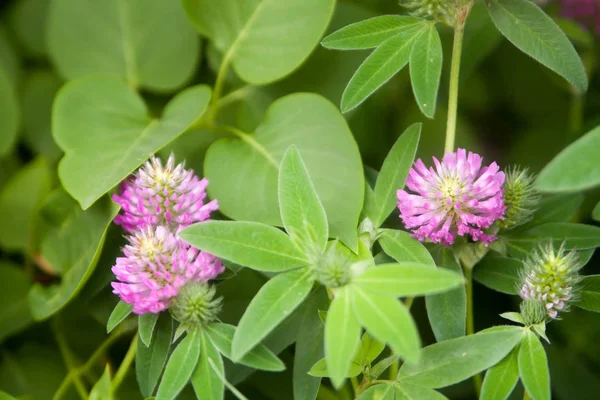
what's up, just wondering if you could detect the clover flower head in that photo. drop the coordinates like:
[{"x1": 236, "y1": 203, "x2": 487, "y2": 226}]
[
  {"x1": 111, "y1": 226, "x2": 224, "y2": 314},
  {"x1": 560, "y1": 0, "x2": 600, "y2": 34},
  {"x1": 397, "y1": 148, "x2": 506, "y2": 246},
  {"x1": 113, "y1": 154, "x2": 219, "y2": 233},
  {"x1": 500, "y1": 166, "x2": 540, "y2": 230}
]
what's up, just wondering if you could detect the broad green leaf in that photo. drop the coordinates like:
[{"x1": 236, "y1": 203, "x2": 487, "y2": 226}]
[
  {"x1": 341, "y1": 24, "x2": 426, "y2": 112},
  {"x1": 307, "y1": 358, "x2": 361, "y2": 378},
  {"x1": 179, "y1": 221, "x2": 309, "y2": 272},
  {"x1": 205, "y1": 323, "x2": 285, "y2": 371},
  {"x1": 54, "y1": 78, "x2": 211, "y2": 209},
  {"x1": 354, "y1": 263, "x2": 464, "y2": 297},
  {"x1": 352, "y1": 288, "x2": 420, "y2": 364},
  {"x1": 322, "y1": 15, "x2": 424, "y2": 50},
  {"x1": 515, "y1": 194, "x2": 583, "y2": 231},
  {"x1": 486, "y1": 0, "x2": 588, "y2": 92},
  {"x1": 231, "y1": 268, "x2": 313, "y2": 360},
  {"x1": 28, "y1": 191, "x2": 118, "y2": 320},
  {"x1": 373, "y1": 124, "x2": 421, "y2": 227},
  {"x1": 191, "y1": 331, "x2": 224, "y2": 400},
  {"x1": 409, "y1": 24, "x2": 442, "y2": 118},
  {"x1": 593, "y1": 201, "x2": 600, "y2": 222},
  {"x1": 89, "y1": 365, "x2": 112, "y2": 400},
  {"x1": 0, "y1": 262, "x2": 33, "y2": 342},
  {"x1": 279, "y1": 146, "x2": 328, "y2": 256},
  {"x1": 424, "y1": 248, "x2": 466, "y2": 342},
  {"x1": 106, "y1": 301, "x2": 133, "y2": 333},
  {"x1": 576, "y1": 275, "x2": 600, "y2": 312},
  {"x1": 156, "y1": 330, "x2": 201, "y2": 400},
  {"x1": 182, "y1": 0, "x2": 334, "y2": 84},
  {"x1": 6, "y1": 0, "x2": 49, "y2": 57},
  {"x1": 139, "y1": 313, "x2": 159, "y2": 347},
  {"x1": 137, "y1": 313, "x2": 173, "y2": 398},
  {"x1": 379, "y1": 229, "x2": 434, "y2": 265},
  {"x1": 325, "y1": 287, "x2": 361, "y2": 388},
  {"x1": 473, "y1": 256, "x2": 524, "y2": 295},
  {"x1": 356, "y1": 383, "x2": 395, "y2": 400},
  {"x1": 480, "y1": 347, "x2": 519, "y2": 400},
  {"x1": 506, "y1": 223, "x2": 600, "y2": 258},
  {"x1": 395, "y1": 383, "x2": 448, "y2": 400},
  {"x1": 48, "y1": 0, "x2": 198, "y2": 91},
  {"x1": 519, "y1": 330, "x2": 550, "y2": 400},
  {"x1": 0, "y1": 71, "x2": 19, "y2": 156},
  {"x1": 398, "y1": 326, "x2": 524, "y2": 388},
  {"x1": 536, "y1": 126, "x2": 600, "y2": 192},
  {"x1": 204, "y1": 93, "x2": 364, "y2": 250},
  {"x1": 0, "y1": 158, "x2": 51, "y2": 252}
]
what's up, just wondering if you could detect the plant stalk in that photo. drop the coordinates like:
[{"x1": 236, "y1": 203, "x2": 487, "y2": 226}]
[
  {"x1": 464, "y1": 264, "x2": 482, "y2": 395},
  {"x1": 110, "y1": 334, "x2": 138, "y2": 395}
]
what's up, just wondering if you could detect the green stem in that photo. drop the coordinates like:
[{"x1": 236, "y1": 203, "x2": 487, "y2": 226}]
[
  {"x1": 53, "y1": 319, "x2": 88, "y2": 400},
  {"x1": 567, "y1": 92, "x2": 583, "y2": 144},
  {"x1": 206, "y1": 49, "x2": 235, "y2": 123},
  {"x1": 464, "y1": 265, "x2": 482, "y2": 395},
  {"x1": 110, "y1": 335, "x2": 138, "y2": 395},
  {"x1": 444, "y1": 13, "x2": 467, "y2": 154}
]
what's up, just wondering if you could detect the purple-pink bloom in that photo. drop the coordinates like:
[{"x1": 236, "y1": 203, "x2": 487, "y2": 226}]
[
  {"x1": 560, "y1": 0, "x2": 600, "y2": 34},
  {"x1": 112, "y1": 226, "x2": 225, "y2": 314},
  {"x1": 113, "y1": 155, "x2": 219, "y2": 233},
  {"x1": 397, "y1": 149, "x2": 506, "y2": 246}
]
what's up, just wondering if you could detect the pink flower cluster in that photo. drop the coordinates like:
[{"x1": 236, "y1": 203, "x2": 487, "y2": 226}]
[
  {"x1": 397, "y1": 149, "x2": 506, "y2": 246},
  {"x1": 111, "y1": 155, "x2": 223, "y2": 314},
  {"x1": 561, "y1": 0, "x2": 600, "y2": 34}
]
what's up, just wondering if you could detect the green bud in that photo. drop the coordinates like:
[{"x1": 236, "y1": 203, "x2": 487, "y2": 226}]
[
  {"x1": 312, "y1": 241, "x2": 353, "y2": 288},
  {"x1": 169, "y1": 282, "x2": 222, "y2": 330},
  {"x1": 500, "y1": 166, "x2": 540, "y2": 230},
  {"x1": 519, "y1": 299, "x2": 547, "y2": 325},
  {"x1": 400, "y1": 0, "x2": 456, "y2": 25}
]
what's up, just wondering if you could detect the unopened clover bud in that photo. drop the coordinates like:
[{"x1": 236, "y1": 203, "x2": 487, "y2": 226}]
[
  {"x1": 312, "y1": 242, "x2": 352, "y2": 288},
  {"x1": 170, "y1": 282, "x2": 222, "y2": 330},
  {"x1": 500, "y1": 167, "x2": 540, "y2": 230},
  {"x1": 400, "y1": 0, "x2": 456, "y2": 25},
  {"x1": 520, "y1": 299, "x2": 547, "y2": 326}
]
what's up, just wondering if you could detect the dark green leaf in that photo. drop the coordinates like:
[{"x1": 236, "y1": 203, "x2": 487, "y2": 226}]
[
  {"x1": 191, "y1": 331, "x2": 224, "y2": 400},
  {"x1": 473, "y1": 256, "x2": 524, "y2": 295},
  {"x1": 137, "y1": 312, "x2": 173, "y2": 398},
  {"x1": 0, "y1": 70, "x2": 19, "y2": 157},
  {"x1": 0, "y1": 262, "x2": 33, "y2": 342},
  {"x1": 515, "y1": 194, "x2": 583, "y2": 232},
  {"x1": 593, "y1": 201, "x2": 600, "y2": 222},
  {"x1": 156, "y1": 330, "x2": 201, "y2": 400},
  {"x1": 409, "y1": 24, "x2": 442, "y2": 118},
  {"x1": 106, "y1": 301, "x2": 132, "y2": 333},
  {"x1": 518, "y1": 330, "x2": 550, "y2": 400},
  {"x1": 506, "y1": 223, "x2": 600, "y2": 258},
  {"x1": 480, "y1": 346, "x2": 520, "y2": 400}
]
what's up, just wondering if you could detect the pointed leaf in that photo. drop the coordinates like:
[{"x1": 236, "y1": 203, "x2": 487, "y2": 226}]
[
  {"x1": 156, "y1": 330, "x2": 201, "y2": 400},
  {"x1": 577, "y1": 275, "x2": 600, "y2": 312},
  {"x1": 480, "y1": 347, "x2": 520, "y2": 400},
  {"x1": 191, "y1": 331, "x2": 224, "y2": 400},
  {"x1": 137, "y1": 312, "x2": 173, "y2": 398},
  {"x1": 518, "y1": 330, "x2": 550, "y2": 400},
  {"x1": 395, "y1": 383, "x2": 448, "y2": 400},
  {"x1": 106, "y1": 301, "x2": 132, "y2": 333},
  {"x1": 89, "y1": 365, "x2": 112, "y2": 400},
  {"x1": 379, "y1": 229, "x2": 434, "y2": 265},
  {"x1": 514, "y1": 193, "x2": 583, "y2": 231},
  {"x1": 409, "y1": 24, "x2": 442, "y2": 118},
  {"x1": 355, "y1": 383, "x2": 395, "y2": 400},
  {"x1": 139, "y1": 313, "x2": 159, "y2": 347},
  {"x1": 307, "y1": 358, "x2": 361, "y2": 378},
  {"x1": 500, "y1": 312, "x2": 526, "y2": 325},
  {"x1": 473, "y1": 256, "x2": 524, "y2": 295}
]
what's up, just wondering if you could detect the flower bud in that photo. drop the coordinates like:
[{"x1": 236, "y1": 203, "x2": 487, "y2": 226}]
[
  {"x1": 400, "y1": 0, "x2": 455, "y2": 25},
  {"x1": 169, "y1": 282, "x2": 222, "y2": 330},
  {"x1": 500, "y1": 167, "x2": 540, "y2": 230},
  {"x1": 312, "y1": 242, "x2": 352, "y2": 288},
  {"x1": 519, "y1": 299, "x2": 547, "y2": 325}
]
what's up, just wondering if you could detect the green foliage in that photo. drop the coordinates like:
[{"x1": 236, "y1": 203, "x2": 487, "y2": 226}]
[
  {"x1": 191, "y1": 331, "x2": 225, "y2": 400},
  {"x1": 137, "y1": 313, "x2": 173, "y2": 398},
  {"x1": 106, "y1": 301, "x2": 132, "y2": 333},
  {"x1": 0, "y1": 262, "x2": 32, "y2": 342},
  {"x1": 577, "y1": 276, "x2": 600, "y2": 313},
  {"x1": 519, "y1": 330, "x2": 550, "y2": 400},
  {"x1": 139, "y1": 313, "x2": 159, "y2": 347},
  {"x1": 0, "y1": 71, "x2": 19, "y2": 157},
  {"x1": 473, "y1": 256, "x2": 524, "y2": 295},
  {"x1": 379, "y1": 229, "x2": 434, "y2": 265},
  {"x1": 156, "y1": 330, "x2": 201, "y2": 400},
  {"x1": 409, "y1": 25, "x2": 443, "y2": 118},
  {"x1": 480, "y1": 346, "x2": 520, "y2": 400}
]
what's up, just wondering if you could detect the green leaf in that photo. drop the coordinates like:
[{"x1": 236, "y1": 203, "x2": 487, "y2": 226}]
[
  {"x1": 156, "y1": 330, "x2": 201, "y2": 400},
  {"x1": 519, "y1": 330, "x2": 550, "y2": 400},
  {"x1": 106, "y1": 301, "x2": 132, "y2": 333},
  {"x1": 506, "y1": 223, "x2": 600, "y2": 258},
  {"x1": 341, "y1": 23, "x2": 426, "y2": 112},
  {"x1": 395, "y1": 383, "x2": 448, "y2": 400},
  {"x1": 307, "y1": 358, "x2": 361, "y2": 378},
  {"x1": 515, "y1": 194, "x2": 583, "y2": 231},
  {"x1": 500, "y1": 312, "x2": 526, "y2": 325},
  {"x1": 182, "y1": 0, "x2": 334, "y2": 84},
  {"x1": 355, "y1": 332, "x2": 386, "y2": 367},
  {"x1": 355, "y1": 383, "x2": 395, "y2": 400},
  {"x1": 486, "y1": 0, "x2": 588, "y2": 92},
  {"x1": 397, "y1": 326, "x2": 524, "y2": 388},
  {"x1": 425, "y1": 248, "x2": 466, "y2": 341},
  {"x1": 593, "y1": 201, "x2": 600, "y2": 222},
  {"x1": 28, "y1": 191, "x2": 119, "y2": 320},
  {"x1": 0, "y1": 71, "x2": 19, "y2": 157},
  {"x1": 139, "y1": 313, "x2": 159, "y2": 347},
  {"x1": 325, "y1": 287, "x2": 361, "y2": 388},
  {"x1": 192, "y1": 331, "x2": 224, "y2": 400},
  {"x1": 351, "y1": 288, "x2": 420, "y2": 364},
  {"x1": 0, "y1": 158, "x2": 51, "y2": 252},
  {"x1": 576, "y1": 275, "x2": 600, "y2": 312},
  {"x1": 322, "y1": 16, "x2": 425, "y2": 50},
  {"x1": 536, "y1": 126, "x2": 600, "y2": 192},
  {"x1": 0, "y1": 27, "x2": 21, "y2": 88},
  {"x1": 204, "y1": 93, "x2": 364, "y2": 250},
  {"x1": 278, "y1": 146, "x2": 328, "y2": 256},
  {"x1": 204, "y1": 323, "x2": 284, "y2": 371},
  {"x1": 370, "y1": 355, "x2": 400, "y2": 379},
  {"x1": 354, "y1": 263, "x2": 464, "y2": 297},
  {"x1": 231, "y1": 268, "x2": 313, "y2": 360},
  {"x1": 6, "y1": 0, "x2": 49, "y2": 58},
  {"x1": 47, "y1": 0, "x2": 198, "y2": 91},
  {"x1": 379, "y1": 229, "x2": 434, "y2": 265},
  {"x1": 137, "y1": 313, "x2": 173, "y2": 398},
  {"x1": 473, "y1": 256, "x2": 524, "y2": 295},
  {"x1": 0, "y1": 262, "x2": 33, "y2": 342},
  {"x1": 179, "y1": 221, "x2": 309, "y2": 272},
  {"x1": 480, "y1": 346, "x2": 520, "y2": 400},
  {"x1": 409, "y1": 24, "x2": 442, "y2": 118},
  {"x1": 54, "y1": 78, "x2": 211, "y2": 209},
  {"x1": 89, "y1": 365, "x2": 112, "y2": 400},
  {"x1": 373, "y1": 124, "x2": 421, "y2": 227}
]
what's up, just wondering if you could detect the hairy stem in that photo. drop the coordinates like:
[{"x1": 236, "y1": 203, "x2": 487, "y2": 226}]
[{"x1": 110, "y1": 334, "x2": 138, "y2": 394}]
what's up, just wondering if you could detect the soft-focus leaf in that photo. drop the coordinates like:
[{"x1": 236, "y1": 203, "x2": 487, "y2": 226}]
[
  {"x1": 355, "y1": 383, "x2": 395, "y2": 400},
  {"x1": 379, "y1": 229, "x2": 434, "y2": 265},
  {"x1": 518, "y1": 330, "x2": 550, "y2": 400},
  {"x1": 139, "y1": 313, "x2": 159, "y2": 347},
  {"x1": 0, "y1": 262, "x2": 33, "y2": 342},
  {"x1": 593, "y1": 201, "x2": 600, "y2": 222},
  {"x1": 506, "y1": 223, "x2": 600, "y2": 258},
  {"x1": 191, "y1": 331, "x2": 224, "y2": 400},
  {"x1": 515, "y1": 194, "x2": 583, "y2": 231},
  {"x1": 0, "y1": 27, "x2": 20, "y2": 87},
  {"x1": 473, "y1": 256, "x2": 524, "y2": 295},
  {"x1": 0, "y1": 71, "x2": 20, "y2": 157},
  {"x1": 7, "y1": 0, "x2": 49, "y2": 57},
  {"x1": 480, "y1": 346, "x2": 520, "y2": 400},
  {"x1": 89, "y1": 365, "x2": 112, "y2": 400},
  {"x1": 395, "y1": 383, "x2": 448, "y2": 400},
  {"x1": 156, "y1": 330, "x2": 201, "y2": 400},
  {"x1": 577, "y1": 275, "x2": 600, "y2": 312},
  {"x1": 106, "y1": 301, "x2": 132, "y2": 333},
  {"x1": 137, "y1": 313, "x2": 173, "y2": 398},
  {"x1": 409, "y1": 24, "x2": 442, "y2": 118}
]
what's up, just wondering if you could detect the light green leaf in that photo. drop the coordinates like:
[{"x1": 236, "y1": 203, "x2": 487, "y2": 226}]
[
  {"x1": 379, "y1": 229, "x2": 434, "y2": 265},
  {"x1": 519, "y1": 330, "x2": 550, "y2": 400},
  {"x1": 500, "y1": 312, "x2": 526, "y2": 325},
  {"x1": 205, "y1": 323, "x2": 285, "y2": 371},
  {"x1": 480, "y1": 346, "x2": 520, "y2": 400},
  {"x1": 106, "y1": 301, "x2": 132, "y2": 333},
  {"x1": 28, "y1": 191, "x2": 118, "y2": 320},
  {"x1": 156, "y1": 330, "x2": 201, "y2": 400},
  {"x1": 204, "y1": 93, "x2": 364, "y2": 250},
  {"x1": 89, "y1": 365, "x2": 112, "y2": 400},
  {"x1": 231, "y1": 268, "x2": 313, "y2": 360},
  {"x1": 139, "y1": 313, "x2": 160, "y2": 347},
  {"x1": 395, "y1": 383, "x2": 448, "y2": 400},
  {"x1": 54, "y1": 78, "x2": 211, "y2": 209},
  {"x1": 0, "y1": 71, "x2": 20, "y2": 157},
  {"x1": 279, "y1": 146, "x2": 328, "y2": 256},
  {"x1": 355, "y1": 332, "x2": 386, "y2": 367},
  {"x1": 398, "y1": 326, "x2": 524, "y2": 388},
  {"x1": 307, "y1": 358, "x2": 361, "y2": 378},
  {"x1": 536, "y1": 126, "x2": 600, "y2": 192},
  {"x1": 182, "y1": 0, "x2": 334, "y2": 84},
  {"x1": 354, "y1": 263, "x2": 464, "y2": 297},
  {"x1": 322, "y1": 15, "x2": 425, "y2": 50},
  {"x1": 370, "y1": 355, "x2": 400, "y2": 380},
  {"x1": 373, "y1": 124, "x2": 421, "y2": 227},
  {"x1": 325, "y1": 287, "x2": 361, "y2": 388},
  {"x1": 576, "y1": 275, "x2": 600, "y2": 312},
  {"x1": 409, "y1": 24, "x2": 442, "y2": 118},
  {"x1": 355, "y1": 383, "x2": 395, "y2": 400},
  {"x1": 341, "y1": 24, "x2": 426, "y2": 112},
  {"x1": 486, "y1": 0, "x2": 588, "y2": 92},
  {"x1": 352, "y1": 288, "x2": 420, "y2": 364},
  {"x1": 192, "y1": 331, "x2": 224, "y2": 400},
  {"x1": 0, "y1": 262, "x2": 33, "y2": 342},
  {"x1": 48, "y1": 0, "x2": 198, "y2": 91},
  {"x1": 137, "y1": 313, "x2": 173, "y2": 398},
  {"x1": 473, "y1": 256, "x2": 524, "y2": 295},
  {"x1": 180, "y1": 221, "x2": 309, "y2": 272}
]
